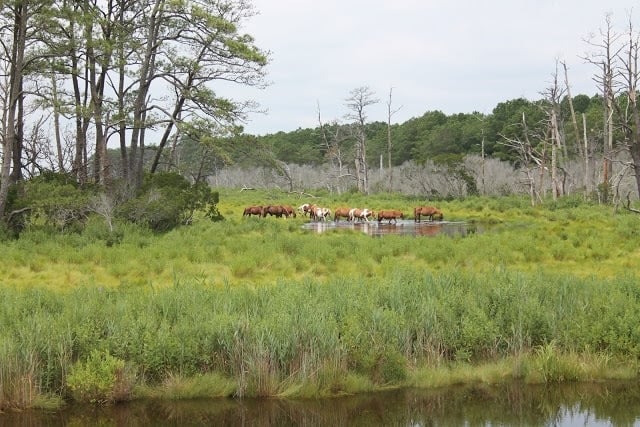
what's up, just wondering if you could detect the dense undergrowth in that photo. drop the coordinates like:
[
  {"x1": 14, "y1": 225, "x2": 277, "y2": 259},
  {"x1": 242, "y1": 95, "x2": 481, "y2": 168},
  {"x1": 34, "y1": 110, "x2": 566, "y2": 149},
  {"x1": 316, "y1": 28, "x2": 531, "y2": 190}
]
[{"x1": 1, "y1": 191, "x2": 640, "y2": 410}]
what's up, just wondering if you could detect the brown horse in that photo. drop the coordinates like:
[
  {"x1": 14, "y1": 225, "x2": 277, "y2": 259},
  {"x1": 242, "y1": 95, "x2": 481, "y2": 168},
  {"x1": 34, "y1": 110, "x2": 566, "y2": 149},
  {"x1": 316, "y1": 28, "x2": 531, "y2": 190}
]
[
  {"x1": 281, "y1": 205, "x2": 296, "y2": 218},
  {"x1": 414, "y1": 206, "x2": 443, "y2": 222},
  {"x1": 377, "y1": 209, "x2": 404, "y2": 224},
  {"x1": 333, "y1": 207, "x2": 352, "y2": 222},
  {"x1": 243, "y1": 205, "x2": 263, "y2": 217},
  {"x1": 262, "y1": 205, "x2": 287, "y2": 218}
]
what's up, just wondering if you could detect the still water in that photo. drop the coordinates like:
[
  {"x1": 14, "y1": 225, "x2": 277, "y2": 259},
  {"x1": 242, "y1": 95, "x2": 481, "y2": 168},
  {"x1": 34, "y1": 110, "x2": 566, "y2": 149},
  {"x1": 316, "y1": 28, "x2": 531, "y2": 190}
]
[
  {"x1": 4, "y1": 382, "x2": 640, "y2": 426},
  {"x1": 302, "y1": 220, "x2": 479, "y2": 237}
]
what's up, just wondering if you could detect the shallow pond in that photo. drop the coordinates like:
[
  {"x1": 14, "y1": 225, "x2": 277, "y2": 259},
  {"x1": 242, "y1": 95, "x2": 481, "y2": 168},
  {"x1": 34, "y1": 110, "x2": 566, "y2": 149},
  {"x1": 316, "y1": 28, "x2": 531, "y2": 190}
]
[
  {"x1": 5, "y1": 382, "x2": 640, "y2": 426},
  {"x1": 302, "y1": 219, "x2": 480, "y2": 237}
]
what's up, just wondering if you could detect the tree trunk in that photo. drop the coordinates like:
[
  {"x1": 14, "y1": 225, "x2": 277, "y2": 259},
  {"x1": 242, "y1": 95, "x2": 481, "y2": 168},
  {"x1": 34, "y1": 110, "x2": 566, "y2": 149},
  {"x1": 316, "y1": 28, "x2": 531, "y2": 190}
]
[{"x1": 0, "y1": 0, "x2": 27, "y2": 219}]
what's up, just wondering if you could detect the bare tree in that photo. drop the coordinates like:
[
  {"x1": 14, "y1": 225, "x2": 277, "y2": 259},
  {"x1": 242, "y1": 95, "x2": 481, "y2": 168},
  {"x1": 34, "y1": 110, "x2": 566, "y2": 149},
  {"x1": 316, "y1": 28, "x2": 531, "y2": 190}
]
[
  {"x1": 344, "y1": 86, "x2": 378, "y2": 194},
  {"x1": 583, "y1": 13, "x2": 622, "y2": 201},
  {"x1": 541, "y1": 60, "x2": 567, "y2": 200},
  {"x1": 499, "y1": 113, "x2": 545, "y2": 206},
  {"x1": 386, "y1": 87, "x2": 401, "y2": 192},
  {"x1": 317, "y1": 103, "x2": 352, "y2": 193},
  {"x1": 616, "y1": 12, "x2": 640, "y2": 198}
]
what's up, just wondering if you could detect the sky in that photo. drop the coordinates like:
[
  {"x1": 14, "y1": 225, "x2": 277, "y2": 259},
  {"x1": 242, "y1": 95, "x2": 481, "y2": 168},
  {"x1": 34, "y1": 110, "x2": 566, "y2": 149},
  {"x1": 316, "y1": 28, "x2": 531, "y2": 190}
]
[{"x1": 224, "y1": 0, "x2": 637, "y2": 136}]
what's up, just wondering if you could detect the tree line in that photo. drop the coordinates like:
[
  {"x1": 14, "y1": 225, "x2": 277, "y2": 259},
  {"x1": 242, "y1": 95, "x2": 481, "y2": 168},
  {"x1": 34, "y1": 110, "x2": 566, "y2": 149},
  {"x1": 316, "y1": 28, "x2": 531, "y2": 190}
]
[
  {"x1": 171, "y1": 12, "x2": 640, "y2": 205},
  {"x1": 2, "y1": 3, "x2": 640, "y2": 235}
]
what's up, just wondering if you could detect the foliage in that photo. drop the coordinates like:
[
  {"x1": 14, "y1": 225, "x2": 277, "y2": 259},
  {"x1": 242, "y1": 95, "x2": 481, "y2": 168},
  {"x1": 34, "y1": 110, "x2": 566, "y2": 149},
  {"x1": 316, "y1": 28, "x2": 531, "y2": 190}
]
[
  {"x1": 10, "y1": 172, "x2": 96, "y2": 234},
  {"x1": 66, "y1": 349, "x2": 133, "y2": 404},
  {"x1": 116, "y1": 172, "x2": 223, "y2": 231}
]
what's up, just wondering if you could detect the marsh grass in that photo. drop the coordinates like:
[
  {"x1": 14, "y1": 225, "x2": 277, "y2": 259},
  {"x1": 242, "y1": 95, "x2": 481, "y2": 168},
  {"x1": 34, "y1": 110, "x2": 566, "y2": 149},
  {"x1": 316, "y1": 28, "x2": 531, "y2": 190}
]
[
  {"x1": 1, "y1": 192, "x2": 640, "y2": 408},
  {"x1": 136, "y1": 372, "x2": 236, "y2": 399}
]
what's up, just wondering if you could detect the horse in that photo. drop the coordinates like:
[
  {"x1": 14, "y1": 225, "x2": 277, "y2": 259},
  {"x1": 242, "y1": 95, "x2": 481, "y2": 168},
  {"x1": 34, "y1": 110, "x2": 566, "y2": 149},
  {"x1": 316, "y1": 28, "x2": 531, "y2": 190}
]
[
  {"x1": 349, "y1": 208, "x2": 373, "y2": 222},
  {"x1": 243, "y1": 205, "x2": 263, "y2": 217},
  {"x1": 298, "y1": 203, "x2": 311, "y2": 217},
  {"x1": 414, "y1": 206, "x2": 443, "y2": 222},
  {"x1": 333, "y1": 207, "x2": 352, "y2": 222},
  {"x1": 281, "y1": 205, "x2": 296, "y2": 218},
  {"x1": 262, "y1": 205, "x2": 287, "y2": 218},
  {"x1": 377, "y1": 209, "x2": 404, "y2": 224},
  {"x1": 311, "y1": 205, "x2": 331, "y2": 222}
]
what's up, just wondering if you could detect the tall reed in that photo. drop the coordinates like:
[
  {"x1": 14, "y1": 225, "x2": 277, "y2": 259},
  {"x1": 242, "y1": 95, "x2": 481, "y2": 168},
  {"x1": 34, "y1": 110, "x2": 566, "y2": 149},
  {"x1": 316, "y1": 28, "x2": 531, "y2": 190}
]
[{"x1": 2, "y1": 270, "x2": 640, "y2": 407}]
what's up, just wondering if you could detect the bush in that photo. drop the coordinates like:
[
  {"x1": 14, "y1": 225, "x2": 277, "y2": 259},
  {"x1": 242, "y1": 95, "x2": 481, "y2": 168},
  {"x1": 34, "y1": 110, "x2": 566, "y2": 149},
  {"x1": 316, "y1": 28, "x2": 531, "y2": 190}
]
[
  {"x1": 13, "y1": 172, "x2": 94, "y2": 234},
  {"x1": 117, "y1": 172, "x2": 223, "y2": 231},
  {"x1": 66, "y1": 350, "x2": 134, "y2": 404}
]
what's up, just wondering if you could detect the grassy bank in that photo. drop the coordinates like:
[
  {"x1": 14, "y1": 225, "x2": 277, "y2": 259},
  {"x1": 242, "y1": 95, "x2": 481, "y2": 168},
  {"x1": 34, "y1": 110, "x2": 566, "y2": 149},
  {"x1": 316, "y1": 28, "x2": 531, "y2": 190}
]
[{"x1": 1, "y1": 192, "x2": 640, "y2": 409}]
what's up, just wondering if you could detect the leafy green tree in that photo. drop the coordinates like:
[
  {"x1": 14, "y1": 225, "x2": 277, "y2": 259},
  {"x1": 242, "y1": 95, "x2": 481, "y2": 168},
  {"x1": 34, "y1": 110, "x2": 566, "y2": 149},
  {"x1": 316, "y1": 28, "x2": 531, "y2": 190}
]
[{"x1": 261, "y1": 128, "x2": 323, "y2": 165}]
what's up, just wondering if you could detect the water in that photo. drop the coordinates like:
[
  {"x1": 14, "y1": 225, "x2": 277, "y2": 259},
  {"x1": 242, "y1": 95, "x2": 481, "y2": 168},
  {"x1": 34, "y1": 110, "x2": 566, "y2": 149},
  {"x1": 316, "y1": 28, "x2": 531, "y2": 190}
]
[
  {"x1": 302, "y1": 219, "x2": 480, "y2": 237},
  {"x1": 4, "y1": 382, "x2": 640, "y2": 426}
]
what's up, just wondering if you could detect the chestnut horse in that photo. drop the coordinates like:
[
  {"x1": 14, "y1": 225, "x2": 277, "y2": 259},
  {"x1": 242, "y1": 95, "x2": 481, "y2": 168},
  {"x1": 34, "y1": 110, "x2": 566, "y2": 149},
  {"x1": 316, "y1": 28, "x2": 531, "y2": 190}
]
[
  {"x1": 281, "y1": 205, "x2": 296, "y2": 218},
  {"x1": 262, "y1": 205, "x2": 287, "y2": 218},
  {"x1": 377, "y1": 209, "x2": 404, "y2": 224},
  {"x1": 243, "y1": 205, "x2": 263, "y2": 217},
  {"x1": 414, "y1": 206, "x2": 443, "y2": 222},
  {"x1": 333, "y1": 207, "x2": 352, "y2": 222}
]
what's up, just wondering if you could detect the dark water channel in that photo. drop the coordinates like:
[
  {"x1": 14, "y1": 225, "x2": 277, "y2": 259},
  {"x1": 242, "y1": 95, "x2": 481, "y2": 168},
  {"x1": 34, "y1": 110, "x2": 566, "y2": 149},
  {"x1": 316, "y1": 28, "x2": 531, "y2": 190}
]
[
  {"x1": 302, "y1": 220, "x2": 479, "y2": 237},
  {"x1": 5, "y1": 382, "x2": 640, "y2": 426}
]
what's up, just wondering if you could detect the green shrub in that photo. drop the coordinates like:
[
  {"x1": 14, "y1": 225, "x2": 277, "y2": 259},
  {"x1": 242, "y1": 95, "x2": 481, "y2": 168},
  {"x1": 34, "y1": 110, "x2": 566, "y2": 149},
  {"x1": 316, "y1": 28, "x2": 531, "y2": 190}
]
[
  {"x1": 66, "y1": 349, "x2": 134, "y2": 404},
  {"x1": 15, "y1": 172, "x2": 94, "y2": 233},
  {"x1": 116, "y1": 173, "x2": 222, "y2": 232}
]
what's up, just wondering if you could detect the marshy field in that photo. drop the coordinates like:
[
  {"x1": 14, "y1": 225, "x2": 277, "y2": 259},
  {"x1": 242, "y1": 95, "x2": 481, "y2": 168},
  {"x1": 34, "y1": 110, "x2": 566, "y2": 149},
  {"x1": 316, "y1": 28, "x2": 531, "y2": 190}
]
[{"x1": 2, "y1": 189, "x2": 640, "y2": 410}]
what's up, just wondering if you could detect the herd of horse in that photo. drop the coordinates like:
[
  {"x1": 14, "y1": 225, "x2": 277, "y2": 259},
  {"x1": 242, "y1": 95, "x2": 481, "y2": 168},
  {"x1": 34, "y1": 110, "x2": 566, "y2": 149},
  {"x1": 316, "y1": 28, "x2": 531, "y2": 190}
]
[{"x1": 242, "y1": 203, "x2": 443, "y2": 223}]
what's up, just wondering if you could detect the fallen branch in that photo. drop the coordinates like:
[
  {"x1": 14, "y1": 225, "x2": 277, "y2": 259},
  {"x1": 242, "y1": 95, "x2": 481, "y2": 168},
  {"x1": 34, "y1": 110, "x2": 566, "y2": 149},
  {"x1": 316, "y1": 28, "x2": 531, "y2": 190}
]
[{"x1": 286, "y1": 190, "x2": 319, "y2": 199}]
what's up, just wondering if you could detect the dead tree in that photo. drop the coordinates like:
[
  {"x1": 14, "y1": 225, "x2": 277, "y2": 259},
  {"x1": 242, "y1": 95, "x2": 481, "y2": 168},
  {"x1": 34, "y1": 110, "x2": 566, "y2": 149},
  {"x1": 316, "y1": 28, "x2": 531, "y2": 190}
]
[
  {"x1": 616, "y1": 13, "x2": 640, "y2": 198},
  {"x1": 583, "y1": 13, "x2": 622, "y2": 201},
  {"x1": 499, "y1": 113, "x2": 545, "y2": 206},
  {"x1": 317, "y1": 103, "x2": 352, "y2": 193},
  {"x1": 540, "y1": 60, "x2": 567, "y2": 200},
  {"x1": 385, "y1": 87, "x2": 402, "y2": 192},
  {"x1": 344, "y1": 86, "x2": 378, "y2": 194}
]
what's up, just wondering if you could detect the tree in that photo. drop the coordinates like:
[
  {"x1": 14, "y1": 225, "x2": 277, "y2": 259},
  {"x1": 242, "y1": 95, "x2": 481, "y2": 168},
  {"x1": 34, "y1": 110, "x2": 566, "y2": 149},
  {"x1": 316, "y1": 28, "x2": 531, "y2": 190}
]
[
  {"x1": 584, "y1": 13, "x2": 621, "y2": 201},
  {"x1": 147, "y1": 1, "x2": 268, "y2": 182},
  {"x1": 0, "y1": 0, "x2": 39, "y2": 219},
  {"x1": 385, "y1": 87, "x2": 401, "y2": 191},
  {"x1": 499, "y1": 112, "x2": 545, "y2": 206},
  {"x1": 317, "y1": 103, "x2": 351, "y2": 194},
  {"x1": 344, "y1": 86, "x2": 378, "y2": 194},
  {"x1": 616, "y1": 14, "x2": 640, "y2": 198},
  {"x1": 540, "y1": 59, "x2": 567, "y2": 200}
]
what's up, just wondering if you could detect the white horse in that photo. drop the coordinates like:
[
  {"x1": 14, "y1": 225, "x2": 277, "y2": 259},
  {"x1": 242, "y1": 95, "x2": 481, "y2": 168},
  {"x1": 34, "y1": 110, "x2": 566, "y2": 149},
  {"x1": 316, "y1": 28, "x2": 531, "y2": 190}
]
[
  {"x1": 313, "y1": 206, "x2": 331, "y2": 222},
  {"x1": 298, "y1": 203, "x2": 311, "y2": 216},
  {"x1": 349, "y1": 208, "x2": 373, "y2": 222}
]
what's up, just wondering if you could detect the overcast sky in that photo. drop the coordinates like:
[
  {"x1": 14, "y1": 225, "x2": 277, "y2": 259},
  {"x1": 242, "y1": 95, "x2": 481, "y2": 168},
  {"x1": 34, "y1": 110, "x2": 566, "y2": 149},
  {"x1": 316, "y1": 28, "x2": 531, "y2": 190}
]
[{"x1": 225, "y1": 0, "x2": 636, "y2": 135}]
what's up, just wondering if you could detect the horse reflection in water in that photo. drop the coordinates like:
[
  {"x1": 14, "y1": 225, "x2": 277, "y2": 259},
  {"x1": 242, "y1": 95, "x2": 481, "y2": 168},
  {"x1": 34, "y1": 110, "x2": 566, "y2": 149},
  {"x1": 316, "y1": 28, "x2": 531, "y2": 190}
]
[
  {"x1": 414, "y1": 223, "x2": 444, "y2": 236},
  {"x1": 374, "y1": 222, "x2": 443, "y2": 237},
  {"x1": 309, "y1": 221, "x2": 375, "y2": 235}
]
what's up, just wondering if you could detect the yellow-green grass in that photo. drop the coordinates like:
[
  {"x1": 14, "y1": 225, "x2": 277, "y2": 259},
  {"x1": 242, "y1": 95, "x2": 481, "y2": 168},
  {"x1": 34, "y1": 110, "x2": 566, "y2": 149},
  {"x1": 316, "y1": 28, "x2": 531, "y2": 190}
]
[{"x1": 0, "y1": 191, "x2": 639, "y2": 290}]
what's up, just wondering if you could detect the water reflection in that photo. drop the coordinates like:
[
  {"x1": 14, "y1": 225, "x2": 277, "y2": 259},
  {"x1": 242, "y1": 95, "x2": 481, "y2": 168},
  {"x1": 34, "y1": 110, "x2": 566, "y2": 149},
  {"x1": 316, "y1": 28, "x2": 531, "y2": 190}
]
[
  {"x1": 302, "y1": 220, "x2": 478, "y2": 237},
  {"x1": 5, "y1": 382, "x2": 640, "y2": 426}
]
